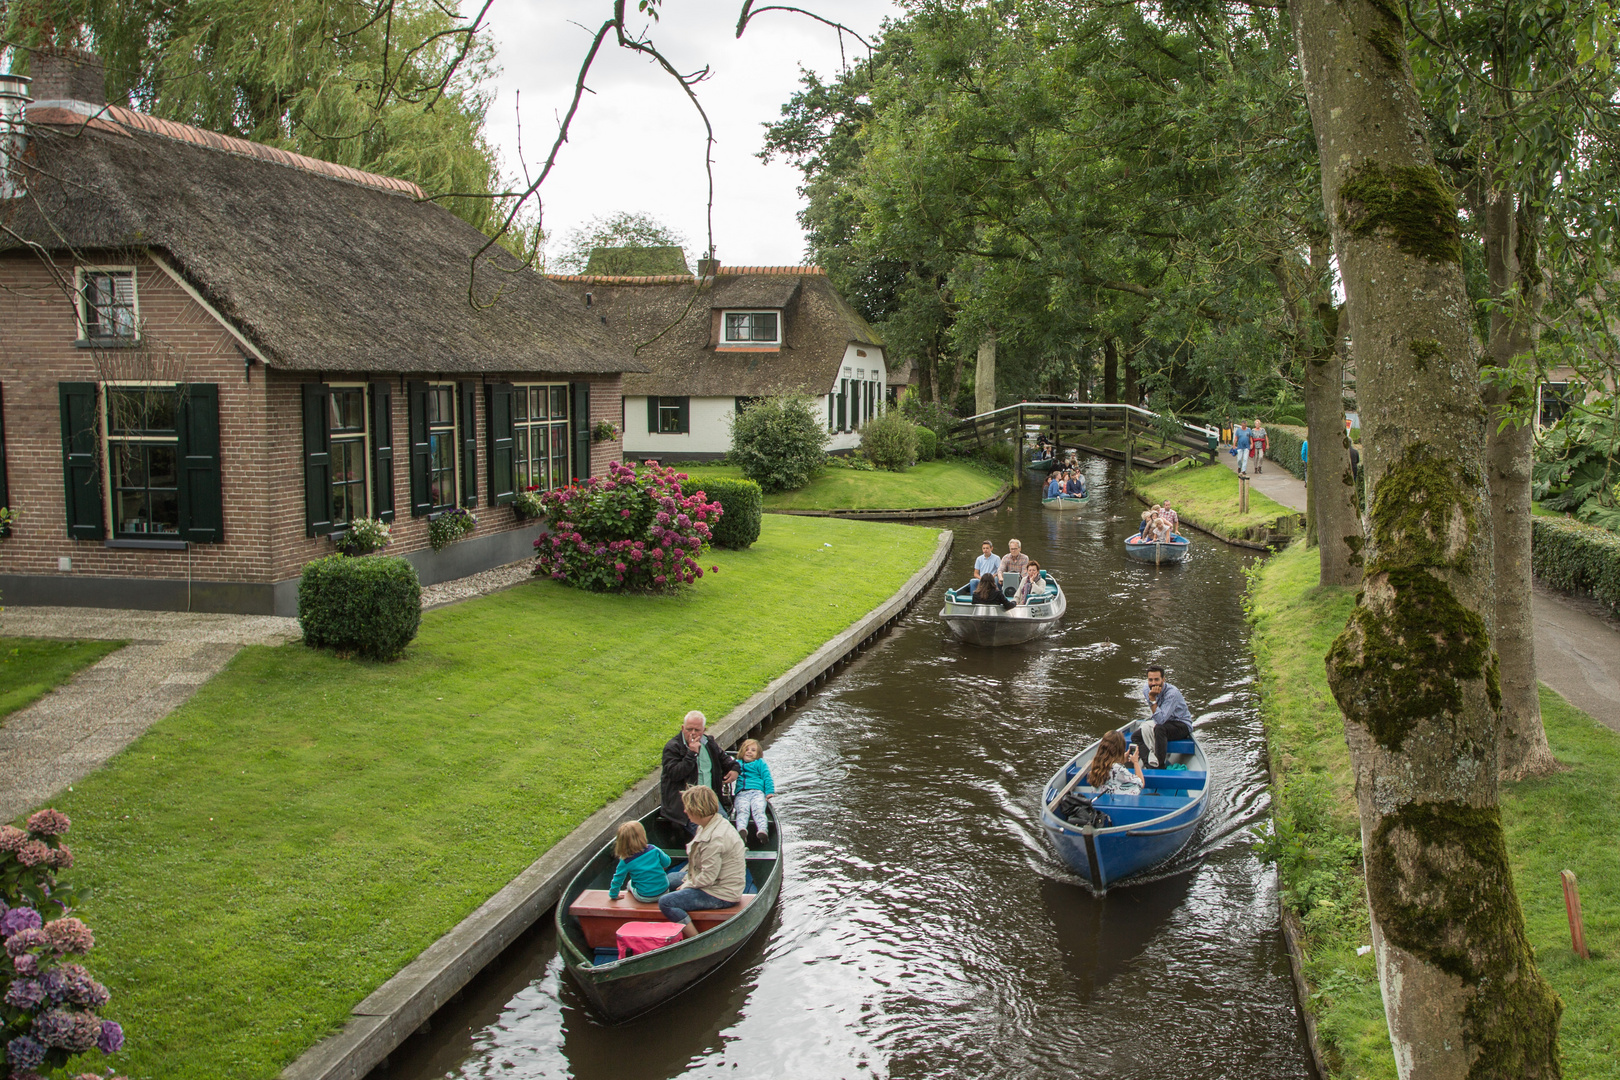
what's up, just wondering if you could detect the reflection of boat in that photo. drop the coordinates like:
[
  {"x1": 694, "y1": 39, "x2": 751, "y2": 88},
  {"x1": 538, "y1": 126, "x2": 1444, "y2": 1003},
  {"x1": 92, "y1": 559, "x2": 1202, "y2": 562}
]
[
  {"x1": 557, "y1": 804, "x2": 782, "y2": 1023},
  {"x1": 1042, "y1": 493, "x2": 1087, "y2": 510},
  {"x1": 1040, "y1": 731, "x2": 1209, "y2": 891},
  {"x1": 940, "y1": 571, "x2": 1066, "y2": 646},
  {"x1": 1124, "y1": 534, "x2": 1189, "y2": 564}
]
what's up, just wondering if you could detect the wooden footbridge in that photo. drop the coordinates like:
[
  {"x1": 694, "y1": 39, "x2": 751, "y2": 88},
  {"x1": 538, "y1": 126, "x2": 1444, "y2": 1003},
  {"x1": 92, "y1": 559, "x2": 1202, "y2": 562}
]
[{"x1": 943, "y1": 402, "x2": 1219, "y2": 480}]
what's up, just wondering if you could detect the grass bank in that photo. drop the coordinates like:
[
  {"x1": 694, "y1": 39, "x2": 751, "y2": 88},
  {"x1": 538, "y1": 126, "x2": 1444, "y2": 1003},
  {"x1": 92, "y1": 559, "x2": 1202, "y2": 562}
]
[
  {"x1": 1250, "y1": 543, "x2": 1620, "y2": 1078},
  {"x1": 0, "y1": 637, "x2": 124, "y2": 722},
  {"x1": 1132, "y1": 461, "x2": 1301, "y2": 546},
  {"x1": 673, "y1": 458, "x2": 1004, "y2": 511},
  {"x1": 41, "y1": 516, "x2": 943, "y2": 1080}
]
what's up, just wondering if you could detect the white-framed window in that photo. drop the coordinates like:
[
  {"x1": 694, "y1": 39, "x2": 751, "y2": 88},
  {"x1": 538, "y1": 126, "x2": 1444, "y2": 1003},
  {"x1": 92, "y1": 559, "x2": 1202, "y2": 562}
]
[
  {"x1": 514, "y1": 383, "x2": 571, "y2": 491},
  {"x1": 103, "y1": 382, "x2": 180, "y2": 537},
  {"x1": 77, "y1": 267, "x2": 139, "y2": 342},
  {"x1": 722, "y1": 311, "x2": 781, "y2": 345},
  {"x1": 426, "y1": 383, "x2": 459, "y2": 511},
  {"x1": 328, "y1": 383, "x2": 370, "y2": 526}
]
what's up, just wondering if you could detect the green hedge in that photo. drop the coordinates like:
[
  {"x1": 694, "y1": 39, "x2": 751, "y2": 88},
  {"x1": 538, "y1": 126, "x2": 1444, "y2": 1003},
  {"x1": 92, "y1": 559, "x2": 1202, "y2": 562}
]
[
  {"x1": 1532, "y1": 516, "x2": 1620, "y2": 613},
  {"x1": 915, "y1": 425, "x2": 938, "y2": 462},
  {"x1": 1263, "y1": 427, "x2": 1308, "y2": 482},
  {"x1": 298, "y1": 555, "x2": 422, "y2": 660},
  {"x1": 694, "y1": 477, "x2": 763, "y2": 549}
]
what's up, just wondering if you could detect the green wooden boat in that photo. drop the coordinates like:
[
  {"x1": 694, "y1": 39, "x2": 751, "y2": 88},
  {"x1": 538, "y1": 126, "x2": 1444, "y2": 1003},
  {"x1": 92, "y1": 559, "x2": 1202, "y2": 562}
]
[{"x1": 556, "y1": 804, "x2": 782, "y2": 1023}]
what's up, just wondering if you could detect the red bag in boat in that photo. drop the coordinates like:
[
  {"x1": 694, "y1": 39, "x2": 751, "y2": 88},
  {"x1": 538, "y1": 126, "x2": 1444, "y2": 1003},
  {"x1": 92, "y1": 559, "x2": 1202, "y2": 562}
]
[{"x1": 617, "y1": 920, "x2": 684, "y2": 959}]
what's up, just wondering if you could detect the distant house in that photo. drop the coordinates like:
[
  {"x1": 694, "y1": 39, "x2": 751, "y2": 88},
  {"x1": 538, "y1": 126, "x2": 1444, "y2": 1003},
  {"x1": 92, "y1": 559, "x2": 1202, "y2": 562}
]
[
  {"x1": 0, "y1": 48, "x2": 639, "y2": 615},
  {"x1": 548, "y1": 265, "x2": 889, "y2": 460}
]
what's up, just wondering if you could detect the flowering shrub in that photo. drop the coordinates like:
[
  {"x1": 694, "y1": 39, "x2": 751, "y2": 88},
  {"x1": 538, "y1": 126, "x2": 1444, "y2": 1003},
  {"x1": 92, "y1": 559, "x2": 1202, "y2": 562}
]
[
  {"x1": 512, "y1": 486, "x2": 546, "y2": 519},
  {"x1": 591, "y1": 419, "x2": 623, "y2": 443},
  {"x1": 532, "y1": 461, "x2": 720, "y2": 592},
  {"x1": 427, "y1": 507, "x2": 476, "y2": 552},
  {"x1": 1, "y1": 810, "x2": 127, "y2": 1080},
  {"x1": 332, "y1": 517, "x2": 391, "y2": 556}
]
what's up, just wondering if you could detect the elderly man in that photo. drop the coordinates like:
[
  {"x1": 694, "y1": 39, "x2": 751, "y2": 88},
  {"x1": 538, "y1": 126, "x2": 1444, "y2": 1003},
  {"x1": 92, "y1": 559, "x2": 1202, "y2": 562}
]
[
  {"x1": 661, "y1": 710, "x2": 739, "y2": 841},
  {"x1": 1131, "y1": 665, "x2": 1195, "y2": 769},
  {"x1": 972, "y1": 540, "x2": 1001, "y2": 581},
  {"x1": 1000, "y1": 538, "x2": 1030, "y2": 577}
]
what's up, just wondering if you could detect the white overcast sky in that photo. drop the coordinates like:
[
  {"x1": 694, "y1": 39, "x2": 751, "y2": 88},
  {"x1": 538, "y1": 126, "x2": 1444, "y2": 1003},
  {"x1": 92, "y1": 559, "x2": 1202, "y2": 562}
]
[{"x1": 481, "y1": 0, "x2": 903, "y2": 269}]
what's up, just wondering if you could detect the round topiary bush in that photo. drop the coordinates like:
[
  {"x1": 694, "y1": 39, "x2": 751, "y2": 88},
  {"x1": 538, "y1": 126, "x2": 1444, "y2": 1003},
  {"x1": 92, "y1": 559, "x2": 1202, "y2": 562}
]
[
  {"x1": 692, "y1": 476, "x2": 763, "y2": 549},
  {"x1": 915, "y1": 425, "x2": 938, "y2": 462},
  {"x1": 727, "y1": 395, "x2": 829, "y2": 492},
  {"x1": 298, "y1": 554, "x2": 422, "y2": 660},
  {"x1": 859, "y1": 411, "x2": 918, "y2": 471}
]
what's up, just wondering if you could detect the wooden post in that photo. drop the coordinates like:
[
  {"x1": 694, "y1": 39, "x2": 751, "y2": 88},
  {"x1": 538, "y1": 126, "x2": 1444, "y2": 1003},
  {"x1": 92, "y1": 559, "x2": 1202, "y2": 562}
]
[
  {"x1": 1014, "y1": 405, "x2": 1023, "y2": 489},
  {"x1": 1240, "y1": 474, "x2": 1250, "y2": 515},
  {"x1": 1562, "y1": 870, "x2": 1590, "y2": 959}
]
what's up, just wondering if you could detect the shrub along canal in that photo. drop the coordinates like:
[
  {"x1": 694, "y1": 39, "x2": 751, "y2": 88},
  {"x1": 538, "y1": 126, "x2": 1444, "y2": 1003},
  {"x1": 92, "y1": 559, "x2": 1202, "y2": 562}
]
[{"x1": 381, "y1": 459, "x2": 1314, "y2": 1080}]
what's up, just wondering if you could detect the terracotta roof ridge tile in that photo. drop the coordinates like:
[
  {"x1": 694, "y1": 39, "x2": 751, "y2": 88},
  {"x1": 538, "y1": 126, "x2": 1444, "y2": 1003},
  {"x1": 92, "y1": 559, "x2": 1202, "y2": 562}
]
[{"x1": 32, "y1": 101, "x2": 426, "y2": 199}]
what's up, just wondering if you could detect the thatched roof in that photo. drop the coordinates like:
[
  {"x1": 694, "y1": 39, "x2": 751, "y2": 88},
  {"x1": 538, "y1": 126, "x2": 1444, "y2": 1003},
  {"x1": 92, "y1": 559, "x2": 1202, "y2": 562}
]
[
  {"x1": 1, "y1": 102, "x2": 641, "y2": 375},
  {"x1": 584, "y1": 246, "x2": 690, "y2": 275},
  {"x1": 547, "y1": 267, "x2": 884, "y2": 397}
]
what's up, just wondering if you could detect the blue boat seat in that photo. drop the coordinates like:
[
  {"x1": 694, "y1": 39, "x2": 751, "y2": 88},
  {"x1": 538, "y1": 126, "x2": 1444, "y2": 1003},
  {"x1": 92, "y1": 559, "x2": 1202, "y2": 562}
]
[
  {"x1": 1143, "y1": 769, "x2": 1206, "y2": 789},
  {"x1": 1090, "y1": 792, "x2": 1193, "y2": 811},
  {"x1": 1166, "y1": 740, "x2": 1196, "y2": 755}
]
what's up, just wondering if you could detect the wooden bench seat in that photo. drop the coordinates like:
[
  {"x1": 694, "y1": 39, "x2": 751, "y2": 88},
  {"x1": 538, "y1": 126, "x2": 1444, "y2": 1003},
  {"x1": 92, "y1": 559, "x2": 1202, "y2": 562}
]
[{"x1": 570, "y1": 890, "x2": 757, "y2": 949}]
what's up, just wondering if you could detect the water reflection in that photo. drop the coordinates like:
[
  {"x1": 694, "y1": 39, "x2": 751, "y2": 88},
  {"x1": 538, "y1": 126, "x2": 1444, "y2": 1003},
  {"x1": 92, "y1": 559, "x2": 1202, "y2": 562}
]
[{"x1": 382, "y1": 461, "x2": 1312, "y2": 1080}]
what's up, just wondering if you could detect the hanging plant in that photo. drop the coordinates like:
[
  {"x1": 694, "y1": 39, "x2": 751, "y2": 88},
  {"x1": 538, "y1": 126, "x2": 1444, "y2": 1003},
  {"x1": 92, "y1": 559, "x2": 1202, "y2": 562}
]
[
  {"x1": 428, "y1": 508, "x2": 477, "y2": 551},
  {"x1": 332, "y1": 517, "x2": 391, "y2": 556},
  {"x1": 513, "y1": 486, "x2": 546, "y2": 519},
  {"x1": 591, "y1": 420, "x2": 623, "y2": 444}
]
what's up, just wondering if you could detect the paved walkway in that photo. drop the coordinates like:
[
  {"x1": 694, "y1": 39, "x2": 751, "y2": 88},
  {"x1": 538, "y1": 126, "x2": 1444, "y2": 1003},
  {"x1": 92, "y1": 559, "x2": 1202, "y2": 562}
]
[{"x1": 1214, "y1": 444, "x2": 1620, "y2": 733}]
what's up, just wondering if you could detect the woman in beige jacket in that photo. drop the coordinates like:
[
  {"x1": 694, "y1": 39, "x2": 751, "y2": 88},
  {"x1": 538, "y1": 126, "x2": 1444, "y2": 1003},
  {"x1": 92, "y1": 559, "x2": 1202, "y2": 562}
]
[{"x1": 657, "y1": 785, "x2": 747, "y2": 938}]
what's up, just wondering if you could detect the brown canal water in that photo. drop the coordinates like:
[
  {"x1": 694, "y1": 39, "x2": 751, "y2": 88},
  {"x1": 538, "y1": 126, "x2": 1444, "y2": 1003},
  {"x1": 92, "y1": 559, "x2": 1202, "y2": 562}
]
[{"x1": 380, "y1": 460, "x2": 1314, "y2": 1080}]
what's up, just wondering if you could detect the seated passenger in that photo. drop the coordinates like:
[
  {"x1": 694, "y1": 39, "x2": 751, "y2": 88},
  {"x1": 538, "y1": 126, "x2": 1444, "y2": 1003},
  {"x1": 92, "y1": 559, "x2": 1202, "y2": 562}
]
[
  {"x1": 1148, "y1": 512, "x2": 1173, "y2": 542},
  {"x1": 973, "y1": 571, "x2": 1018, "y2": 609},
  {"x1": 1000, "y1": 539, "x2": 1030, "y2": 576},
  {"x1": 1015, "y1": 560, "x2": 1045, "y2": 604},
  {"x1": 1065, "y1": 472, "x2": 1086, "y2": 497},
  {"x1": 1135, "y1": 510, "x2": 1153, "y2": 539},
  {"x1": 608, "y1": 820, "x2": 672, "y2": 902},
  {"x1": 1086, "y1": 730, "x2": 1145, "y2": 795},
  {"x1": 1045, "y1": 475, "x2": 1063, "y2": 499},
  {"x1": 658, "y1": 786, "x2": 745, "y2": 939}
]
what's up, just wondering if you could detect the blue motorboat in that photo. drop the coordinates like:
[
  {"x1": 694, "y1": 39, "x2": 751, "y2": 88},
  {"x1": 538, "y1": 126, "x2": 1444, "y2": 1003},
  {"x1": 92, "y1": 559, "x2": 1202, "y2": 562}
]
[
  {"x1": 1039, "y1": 730, "x2": 1209, "y2": 891},
  {"x1": 1124, "y1": 533, "x2": 1190, "y2": 564}
]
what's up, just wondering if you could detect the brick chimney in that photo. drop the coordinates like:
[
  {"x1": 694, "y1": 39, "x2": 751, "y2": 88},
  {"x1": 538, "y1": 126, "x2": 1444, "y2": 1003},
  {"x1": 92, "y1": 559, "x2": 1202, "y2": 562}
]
[
  {"x1": 30, "y1": 46, "x2": 104, "y2": 106},
  {"x1": 696, "y1": 256, "x2": 720, "y2": 279}
]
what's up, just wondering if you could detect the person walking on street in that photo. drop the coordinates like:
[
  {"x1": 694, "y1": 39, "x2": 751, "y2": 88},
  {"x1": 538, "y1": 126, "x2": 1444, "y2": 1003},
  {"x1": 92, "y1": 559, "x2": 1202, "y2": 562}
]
[{"x1": 1251, "y1": 419, "x2": 1267, "y2": 474}]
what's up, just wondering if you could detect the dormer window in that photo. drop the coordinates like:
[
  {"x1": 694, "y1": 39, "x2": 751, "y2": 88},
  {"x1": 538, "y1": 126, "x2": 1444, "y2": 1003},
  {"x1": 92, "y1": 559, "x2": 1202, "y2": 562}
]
[
  {"x1": 79, "y1": 268, "x2": 139, "y2": 342},
  {"x1": 723, "y1": 311, "x2": 780, "y2": 345}
]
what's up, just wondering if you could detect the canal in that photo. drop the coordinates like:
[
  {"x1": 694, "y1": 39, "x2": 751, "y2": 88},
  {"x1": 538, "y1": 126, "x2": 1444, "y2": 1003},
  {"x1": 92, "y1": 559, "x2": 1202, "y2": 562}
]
[{"x1": 381, "y1": 459, "x2": 1315, "y2": 1080}]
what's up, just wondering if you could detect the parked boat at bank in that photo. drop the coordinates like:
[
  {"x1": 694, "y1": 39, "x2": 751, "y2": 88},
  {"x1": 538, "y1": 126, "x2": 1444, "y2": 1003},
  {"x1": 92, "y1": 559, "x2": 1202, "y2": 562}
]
[
  {"x1": 1039, "y1": 731, "x2": 1209, "y2": 891},
  {"x1": 940, "y1": 570, "x2": 1066, "y2": 646},
  {"x1": 557, "y1": 805, "x2": 782, "y2": 1023},
  {"x1": 1124, "y1": 534, "x2": 1190, "y2": 564}
]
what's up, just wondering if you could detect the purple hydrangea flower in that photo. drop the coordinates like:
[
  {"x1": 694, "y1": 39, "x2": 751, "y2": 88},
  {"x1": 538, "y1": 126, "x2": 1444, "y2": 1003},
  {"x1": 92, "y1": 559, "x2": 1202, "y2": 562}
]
[
  {"x1": 38, "y1": 967, "x2": 68, "y2": 1002},
  {"x1": 6, "y1": 1033, "x2": 46, "y2": 1069},
  {"x1": 43, "y1": 917, "x2": 94, "y2": 955},
  {"x1": 0, "y1": 824, "x2": 27, "y2": 853},
  {"x1": 33, "y1": 1007, "x2": 77, "y2": 1047},
  {"x1": 57, "y1": 964, "x2": 110, "y2": 1009},
  {"x1": 97, "y1": 1019, "x2": 124, "y2": 1054},
  {"x1": 68, "y1": 1010, "x2": 104, "y2": 1052},
  {"x1": 16, "y1": 839, "x2": 50, "y2": 867},
  {"x1": 6, "y1": 926, "x2": 46, "y2": 957},
  {"x1": 13, "y1": 952, "x2": 38, "y2": 975},
  {"x1": 24, "y1": 809, "x2": 70, "y2": 836},
  {"x1": 48, "y1": 845, "x2": 73, "y2": 871},
  {"x1": 0, "y1": 906, "x2": 42, "y2": 938},
  {"x1": 4, "y1": 978, "x2": 45, "y2": 1009}
]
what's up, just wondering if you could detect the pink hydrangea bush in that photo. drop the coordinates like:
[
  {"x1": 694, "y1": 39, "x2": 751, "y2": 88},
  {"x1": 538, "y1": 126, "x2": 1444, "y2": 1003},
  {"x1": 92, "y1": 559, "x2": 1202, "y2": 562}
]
[
  {"x1": 533, "y1": 461, "x2": 721, "y2": 592},
  {"x1": 1, "y1": 811, "x2": 127, "y2": 1080}
]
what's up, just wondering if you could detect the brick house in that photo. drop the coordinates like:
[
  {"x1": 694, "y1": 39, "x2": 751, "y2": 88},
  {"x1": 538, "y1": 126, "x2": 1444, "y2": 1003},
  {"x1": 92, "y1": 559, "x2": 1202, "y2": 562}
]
[
  {"x1": 547, "y1": 266, "x2": 888, "y2": 461},
  {"x1": 0, "y1": 51, "x2": 639, "y2": 615}
]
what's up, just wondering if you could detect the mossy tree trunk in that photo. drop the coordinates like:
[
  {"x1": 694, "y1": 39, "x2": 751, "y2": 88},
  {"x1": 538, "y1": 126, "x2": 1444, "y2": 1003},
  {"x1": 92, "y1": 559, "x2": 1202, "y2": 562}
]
[
  {"x1": 1480, "y1": 175, "x2": 1558, "y2": 782},
  {"x1": 1289, "y1": 0, "x2": 1562, "y2": 1075},
  {"x1": 1298, "y1": 241, "x2": 1361, "y2": 586},
  {"x1": 1102, "y1": 337, "x2": 1119, "y2": 404},
  {"x1": 976, "y1": 331, "x2": 997, "y2": 416}
]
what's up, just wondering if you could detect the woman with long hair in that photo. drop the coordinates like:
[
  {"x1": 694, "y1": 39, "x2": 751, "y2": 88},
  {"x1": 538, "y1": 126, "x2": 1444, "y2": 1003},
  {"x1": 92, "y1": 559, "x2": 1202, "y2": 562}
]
[{"x1": 1086, "y1": 730, "x2": 1145, "y2": 794}]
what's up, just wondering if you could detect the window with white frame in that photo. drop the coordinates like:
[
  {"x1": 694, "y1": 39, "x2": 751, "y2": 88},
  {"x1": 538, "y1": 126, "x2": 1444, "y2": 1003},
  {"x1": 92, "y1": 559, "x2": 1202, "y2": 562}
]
[
  {"x1": 328, "y1": 385, "x2": 369, "y2": 525},
  {"x1": 722, "y1": 311, "x2": 781, "y2": 345},
  {"x1": 79, "y1": 268, "x2": 138, "y2": 341},
  {"x1": 426, "y1": 384, "x2": 459, "y2": 511},
  {"x1": 105, "y1": 384, "x2": 180, "y2": 537},
  {"x1": 514, "y1": 383, "x2": 571, "y2": 491}
]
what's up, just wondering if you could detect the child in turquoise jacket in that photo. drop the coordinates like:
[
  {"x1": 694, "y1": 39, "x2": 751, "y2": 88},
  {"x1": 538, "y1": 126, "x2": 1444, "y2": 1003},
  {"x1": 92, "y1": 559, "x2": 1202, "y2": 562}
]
[{"x1": 608, "y1": 821, "x2": 673, "y2": 902}]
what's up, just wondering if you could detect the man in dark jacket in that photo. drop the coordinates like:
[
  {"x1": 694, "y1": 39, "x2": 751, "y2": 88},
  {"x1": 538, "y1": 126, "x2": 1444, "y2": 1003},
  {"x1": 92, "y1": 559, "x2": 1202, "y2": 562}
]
[{"x1": 661, "y1": 710, "x2": 740, "y2": 840}]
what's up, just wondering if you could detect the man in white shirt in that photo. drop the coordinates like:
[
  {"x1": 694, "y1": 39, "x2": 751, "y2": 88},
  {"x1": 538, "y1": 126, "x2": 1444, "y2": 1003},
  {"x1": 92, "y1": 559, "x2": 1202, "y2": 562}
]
[{"x1": 972, "y1": 541, "x2": 1001, "y2": 581}]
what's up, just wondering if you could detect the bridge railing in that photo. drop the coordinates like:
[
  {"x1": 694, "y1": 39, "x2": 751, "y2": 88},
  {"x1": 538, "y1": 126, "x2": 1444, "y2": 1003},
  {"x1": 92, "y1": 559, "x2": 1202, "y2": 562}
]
[{"x1": 942, "y1": 402, "x2": 1217, "y2": 460}]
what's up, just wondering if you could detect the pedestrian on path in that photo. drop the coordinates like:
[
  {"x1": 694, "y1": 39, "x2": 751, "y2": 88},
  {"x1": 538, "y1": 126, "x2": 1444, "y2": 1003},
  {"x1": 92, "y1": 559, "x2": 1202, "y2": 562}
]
[
  {"x1": 1235, "y1": 423, "x2": 1251, "y2": 476},
  {"x1": 1251, "y1": 419, "x2": 1267, "y2": 474}
]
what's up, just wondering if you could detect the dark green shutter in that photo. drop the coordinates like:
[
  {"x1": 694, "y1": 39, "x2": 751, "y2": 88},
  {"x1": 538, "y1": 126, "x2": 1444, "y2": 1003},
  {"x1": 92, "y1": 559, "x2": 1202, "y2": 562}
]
[
  {"x1": 408, "y1": 382, "x2": 431, "y2": 516},
  {"x1": 302, "y1": 382, "x2": 333, "y2": 536},
  {"x1": 177, "y1": 383, "x2": 223, "y2": 542},
  {"x1": 647, "y1": 395, "x2": 659, "y2": 436},
  {"x1": 370, "y1": 380, "x2": 394, "y2": 523},
  {"x1": 487, "y1": 382, "x2": 516, "y2": 505},
  {"x1": 458, "y1": 381, "x2": 478, "y2": 508},
  {"x1": 828, "y1": 394, "x2": 835, "y2": 431},
  {"x1": 0, "y1": 383, "x2": 9, "y2": 520},
  {"x1": 58, "y1": 382, "x2": 104, "y2": 539},
  {"x1": 675, "y1": 396, "x2": 689, "y2": 435},
  {"x1": 572, "y1": 382, "x2": 592, "y2": 480},
  {"x1": 837, "y1": 381, "x2": 847, "y2": 431}
]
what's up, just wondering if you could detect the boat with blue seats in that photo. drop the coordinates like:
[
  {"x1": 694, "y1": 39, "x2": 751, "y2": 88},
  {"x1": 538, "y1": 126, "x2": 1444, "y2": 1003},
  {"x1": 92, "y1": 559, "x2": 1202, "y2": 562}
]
[
  {"x1": 1039, "y1": 731, "x2": 1209, "y2": 891},
  {"x1": 1124, "y1": 533, "x2": 1190, "y2": 564},
  {"x1": 557, "y1": 804, "x2": 782, "y2": 1022},
  {"x1": 940, "y1": 570, "x2": 1066, "y2": 646}
]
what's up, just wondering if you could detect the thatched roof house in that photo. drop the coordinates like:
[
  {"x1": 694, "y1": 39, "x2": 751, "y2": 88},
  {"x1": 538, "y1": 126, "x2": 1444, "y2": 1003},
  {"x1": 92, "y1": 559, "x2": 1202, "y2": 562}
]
[{"x1": 548, "y1": 266, "x2": 889, "y2": 458}]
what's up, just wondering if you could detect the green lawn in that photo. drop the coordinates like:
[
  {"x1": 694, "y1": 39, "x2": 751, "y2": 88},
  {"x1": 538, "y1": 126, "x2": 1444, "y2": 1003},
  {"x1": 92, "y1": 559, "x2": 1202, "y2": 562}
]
[
  {"x1": 1250, "y1": 542, "x2": 1620, "y2": 1078},
  {"x1": 41, "y1": 516, "x2": 942, "y2": 1080},
  {"x1": 672, "y1": 459, "x2": 1005, "y2": 511},
  {"x1": 1134, "y1": 461, "x2": 1300, "y2": 544},
  {"x1": 0, "y1": 637, "x2": 124, "y2": 721}
]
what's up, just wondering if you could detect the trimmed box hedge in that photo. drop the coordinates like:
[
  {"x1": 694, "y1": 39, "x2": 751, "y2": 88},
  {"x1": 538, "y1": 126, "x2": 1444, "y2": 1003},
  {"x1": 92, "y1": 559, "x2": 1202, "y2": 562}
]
[
  {"x1": 1532, "y1": 516, "x2": 1620, "y2": 613},
  {"x1": 298, "y1": 555, "x2": 422, "y2": 660},
  {"x1": 1264, "y1": 426, "x2": 1308, "y2": 482},
  {"x1": 694, "y1": 476, "x2": 763, "y2": 549},
  {"x1": 915, "y1": 425, "x2": 938, "y2": 462}
]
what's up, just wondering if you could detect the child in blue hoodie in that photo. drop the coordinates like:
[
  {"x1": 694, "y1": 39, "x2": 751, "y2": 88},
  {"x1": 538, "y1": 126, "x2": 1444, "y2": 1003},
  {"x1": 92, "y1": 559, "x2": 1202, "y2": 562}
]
[
  {"x1": 731, "y1": 739, "x2": 776, "y2": 840},
  {"x1": 608, "y1": 821, "x2": 673, "y2": 902}
]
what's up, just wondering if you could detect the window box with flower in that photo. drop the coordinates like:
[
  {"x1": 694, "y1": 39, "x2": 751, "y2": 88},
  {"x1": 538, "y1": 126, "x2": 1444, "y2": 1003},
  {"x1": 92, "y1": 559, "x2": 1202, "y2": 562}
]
[
  {"x1": 428, "y1": 507, "x2": 477, "y2": 551},
  {"x1": 331, "y1": 517, "x2": 392, "y2": 556},
  {"x1": 513, "y1": 486, "x2": 547, "y2": 520},
  {"x1": 591, "y1": 420, "x2": 623, "y2": 444}
]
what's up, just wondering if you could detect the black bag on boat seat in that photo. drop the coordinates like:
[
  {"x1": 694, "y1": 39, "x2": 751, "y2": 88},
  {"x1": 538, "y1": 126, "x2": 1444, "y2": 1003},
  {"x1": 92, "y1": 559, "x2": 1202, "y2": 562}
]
[{"x1": 1057, "y1": 790, "x2": 1112, "y2": 829}]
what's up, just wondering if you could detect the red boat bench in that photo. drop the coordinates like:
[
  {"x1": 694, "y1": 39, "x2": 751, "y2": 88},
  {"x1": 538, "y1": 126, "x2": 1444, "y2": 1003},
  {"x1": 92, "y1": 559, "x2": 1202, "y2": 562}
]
[{"x1": 570, "y1": 890, "x2": 757, "y2": 949}]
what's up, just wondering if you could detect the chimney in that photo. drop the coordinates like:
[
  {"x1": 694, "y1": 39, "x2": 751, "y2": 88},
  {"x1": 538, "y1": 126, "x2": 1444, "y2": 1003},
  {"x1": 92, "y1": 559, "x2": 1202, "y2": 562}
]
[
  {"x1": 30, "y1": 46, "x2": 105, "y2": 107},
  {"x1": 696, "y1": 255, "x2": 719, "y2": 279},
  {"x1": 0, "y1": 73, "x2": 29, "y2": 200}
]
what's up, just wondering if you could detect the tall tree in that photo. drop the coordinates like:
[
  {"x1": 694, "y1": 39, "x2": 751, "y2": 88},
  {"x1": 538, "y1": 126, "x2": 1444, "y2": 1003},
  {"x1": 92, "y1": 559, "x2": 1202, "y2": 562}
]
[{"x1": 1290, "y1": 0, "x2": 1562, "y2": 1071}]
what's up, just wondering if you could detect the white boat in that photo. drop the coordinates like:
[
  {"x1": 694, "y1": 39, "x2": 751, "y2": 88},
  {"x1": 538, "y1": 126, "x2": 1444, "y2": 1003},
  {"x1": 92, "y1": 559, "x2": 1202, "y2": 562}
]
[{"x1": 940, "y1": 571, "x2": 1066, "y2": 646}]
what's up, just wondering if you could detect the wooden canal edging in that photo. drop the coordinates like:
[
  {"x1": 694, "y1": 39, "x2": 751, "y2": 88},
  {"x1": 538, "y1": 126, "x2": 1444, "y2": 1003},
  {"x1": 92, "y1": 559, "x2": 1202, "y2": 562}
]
[
  {"x1": 280, "y1": 530, "x2": 956, "y2": 1080},
  {"x1": 769, "y1": 482, "x2": 1012, "y2": 521}
]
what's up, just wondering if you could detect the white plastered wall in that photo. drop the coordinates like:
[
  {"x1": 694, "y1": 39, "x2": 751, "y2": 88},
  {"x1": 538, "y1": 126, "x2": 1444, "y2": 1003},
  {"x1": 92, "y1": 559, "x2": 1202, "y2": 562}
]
[
  {"x1": 825, "y1": 343, "x2": 888, "y2": 452},
  {"x1": 624, "y1": 395, "x2": 736, "y2": 456}
]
